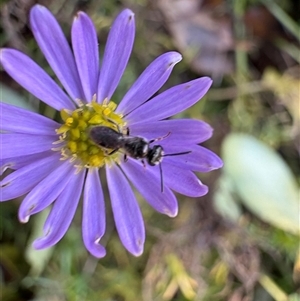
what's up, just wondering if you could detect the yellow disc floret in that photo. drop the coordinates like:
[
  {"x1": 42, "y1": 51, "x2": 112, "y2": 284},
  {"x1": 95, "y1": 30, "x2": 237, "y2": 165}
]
[{"x1": 54, "y1": 98, "x2": 126, "y2": 169}]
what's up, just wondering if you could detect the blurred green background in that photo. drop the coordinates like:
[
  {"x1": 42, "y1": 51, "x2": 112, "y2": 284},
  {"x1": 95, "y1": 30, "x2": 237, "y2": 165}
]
[{"x1": 0, "y1": 0, "x2": 299, "y2": 300}]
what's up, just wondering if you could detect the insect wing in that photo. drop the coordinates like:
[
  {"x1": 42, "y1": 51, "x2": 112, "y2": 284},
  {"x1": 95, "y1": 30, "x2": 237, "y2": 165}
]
[{"x1": 89, "y1": 126, "x2": 123, "y2": 149}]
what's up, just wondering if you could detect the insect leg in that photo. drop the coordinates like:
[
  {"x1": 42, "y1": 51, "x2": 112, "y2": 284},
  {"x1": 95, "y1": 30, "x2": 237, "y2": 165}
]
[
  {"x1": 107, "y1": 148, "x2": 120, "y2": 155},
  {"x1": 149, "y1": 132, "x2": 171, "y2": 144}
]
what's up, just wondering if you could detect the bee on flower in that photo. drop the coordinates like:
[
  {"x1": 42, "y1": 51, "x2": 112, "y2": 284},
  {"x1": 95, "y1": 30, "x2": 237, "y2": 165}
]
[{"x1": 0, "y1": 5, "x2": 223, "y2": 258}]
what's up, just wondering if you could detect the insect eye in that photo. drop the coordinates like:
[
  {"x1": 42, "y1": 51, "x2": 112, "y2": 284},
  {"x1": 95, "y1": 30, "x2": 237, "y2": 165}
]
[{"x1": 148, "y1": 145, "x2": 163, "y2": 166}]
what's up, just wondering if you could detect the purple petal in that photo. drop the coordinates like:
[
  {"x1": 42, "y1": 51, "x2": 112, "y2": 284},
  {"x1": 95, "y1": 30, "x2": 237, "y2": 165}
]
[
  {"x1": 163, "y1": 162, "x2": 208, "y2": 197},
  {"x1": 116, "y1": 52, "x2": 182, "y2": 115},
  {"x1": 33, "y1": 170, "x2": 85, "y2": 249},
  {"x1": 164, "y1": 145, "x2": 223, "y2": 172},
  {"x1": 1, "y1": 152, "x2": 61, "y2": 201},
  {"x1": 1, "y1": 133, "x2": 56, "y2": 159},
  {"x1": 120, "y1": 159, "x2": 178, "y2": 217},
  {"x1": 30, "y1": 5, "x2": 84, "y2": 100},
  {"x1": 106, "y1": 164, "x2": 145, "y2": 256},
  {"x1": 18, "y1": 160, "x2": 75, "y2": 223},
  {"x1": 97, "y1": 9, "x2": 135, "y2": 103},
  {"x1": 72, "y1": 12, "x2": 99, "y2": 102},
  {"x1": 0, "y1": 49, "x2": 74, "y2": 111},
  {"x1": 1, "y1": 151, "x2": 53, "y2": 175},
  {"x1": 82, "y1": 168, "x2": 106, "y2": 258},
  {"x1": 126, "y1": 77, "x2": 212, "y2": 123},
  {"x1": 0, "y1": 102, "x2": 59, "y2": 135},
  {"x1": 128, "y1": 119, "x2": 213, "y2": 145}
]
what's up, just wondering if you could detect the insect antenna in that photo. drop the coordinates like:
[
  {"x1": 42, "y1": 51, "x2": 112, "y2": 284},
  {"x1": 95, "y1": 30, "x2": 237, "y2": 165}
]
[
  {"x1": 163, "y1": 150, "x2": 191, "y2": 157},
  {"x1": 159, "y1": 163, "x2": 164, "y2": 192},
  {"x1": 159, "y1": 150, "x2": 191, "y2": 192}
]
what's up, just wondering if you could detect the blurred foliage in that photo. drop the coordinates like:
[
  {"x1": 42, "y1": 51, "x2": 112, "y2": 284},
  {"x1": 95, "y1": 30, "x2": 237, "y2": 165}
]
[{"x1": 0, "y1": 0, "x2": 299, "y2": 300}]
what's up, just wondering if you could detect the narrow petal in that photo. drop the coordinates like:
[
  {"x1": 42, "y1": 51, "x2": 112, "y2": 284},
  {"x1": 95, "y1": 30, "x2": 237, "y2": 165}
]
[
  {"x1": 164, "y1": 145, "x2": 223, "y2": 172},
  {"x1": 126, "y1": 77, "x2": 212, "y2": 123},
  {"x1": 120, "y1": 159, "x2": 178, "y2": 217},
  {"x1": 72, "y1": 12, "x2": 99, "y2": 102},
  {"x1": 82, "y1": 168, "x2": 106, "y2": 258},
  {"x1": 18, "y1": 160, "x2": 74, "y2": 223},
  {"x1": 1, "y1": 133, "x2": 55, "y2": 159},
  {"x1": 33, "y1": 170, "x2": 85, "y2": 249},
  {"x1": 1, "y1": 153, "x2": 61, "y2": 202},
  {"x1": 1, "y1": 151, "x2": 53, "y2": 175},
  {"x1": 116, "y1": 52, "x2": 182, "y2": 115},
  {"x1": 128, "y1": 119, "x2": 213, "y2": 145},
  {"x1": 106, "y1": 164, "x2": 145, "y2": 256},
  {"x1": 30, "y1": 5, "x2": 84, "y2": 100},
  {"x1": 163, "y1": 162, "x2": 208, "y2": 197},
  {"x1": 0, "y1": 49, "x2": 74, "y2": 111},
  {"x1": 97, "y1": 9, "x2": 135, "y2": 103},
  {"x1": 0, "y1": 102, "x2": 59, "y2": 135}
]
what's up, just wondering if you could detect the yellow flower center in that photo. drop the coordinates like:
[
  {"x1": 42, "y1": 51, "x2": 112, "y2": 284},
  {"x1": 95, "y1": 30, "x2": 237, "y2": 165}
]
[{"x1": 55, "y1": 98, "x2": 126, "y2": 169}]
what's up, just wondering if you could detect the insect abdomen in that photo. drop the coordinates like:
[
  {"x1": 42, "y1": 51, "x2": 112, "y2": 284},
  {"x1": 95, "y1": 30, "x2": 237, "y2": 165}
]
[{"x1": 89, "y1": 126, "x2": 123, "y2": 149}]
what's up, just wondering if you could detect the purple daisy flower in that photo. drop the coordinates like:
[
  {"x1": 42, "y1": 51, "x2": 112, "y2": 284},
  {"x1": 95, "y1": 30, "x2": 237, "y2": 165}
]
[{"x1": 0, "y1": 5, "x2": 222, "y2": 258}]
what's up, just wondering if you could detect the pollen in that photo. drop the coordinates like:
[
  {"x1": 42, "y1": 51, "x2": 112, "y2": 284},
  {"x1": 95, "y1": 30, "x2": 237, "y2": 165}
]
[{"x1": 55, "y1": 99, "x2": 126, "y2": 168}]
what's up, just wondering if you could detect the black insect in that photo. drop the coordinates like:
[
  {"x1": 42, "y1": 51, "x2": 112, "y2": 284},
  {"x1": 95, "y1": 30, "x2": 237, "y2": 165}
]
[{"x1": 89, "y1": 126, "x2": 190, "y2": 191}]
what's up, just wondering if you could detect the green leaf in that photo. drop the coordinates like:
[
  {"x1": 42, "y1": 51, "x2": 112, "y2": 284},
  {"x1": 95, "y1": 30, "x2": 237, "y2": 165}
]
[
  {"x1": 213, "y1": 175, "x2": 242, "y2": 222},
  {"x1": 25, "y1": 208, "x2": 54, "y2": 276},
  {"x1": 288, "y1": 293, "x2": 300, "y2": 301},
  {"x1": 1, "y1": 84, "x2": 38, "y2": 112},
  {"x1": 222, "y1": 133, "x2": 299, "y2": 235}
]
